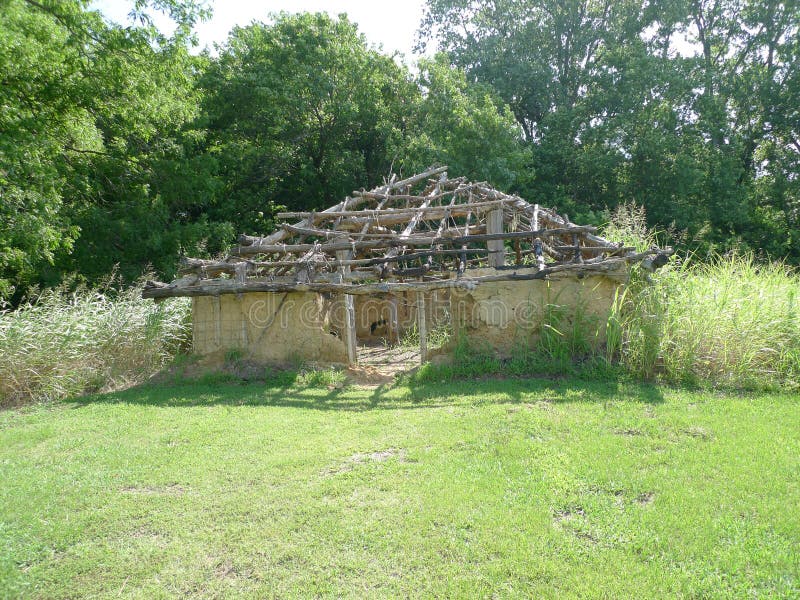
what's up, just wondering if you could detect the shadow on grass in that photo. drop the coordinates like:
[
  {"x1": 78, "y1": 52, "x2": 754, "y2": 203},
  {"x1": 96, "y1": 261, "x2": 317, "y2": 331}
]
[{"x1": 70, "y1": 373, "x2": 665, "y2": 412}]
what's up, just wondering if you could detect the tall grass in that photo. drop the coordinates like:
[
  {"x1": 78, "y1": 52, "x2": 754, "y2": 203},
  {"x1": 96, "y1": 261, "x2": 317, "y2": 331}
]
[
  {"x1": 0, "y1": 284, "x2": 190, "y2": 407},
  {"x1": 612, "y1": 255, "x2": 800, "y2": 389},
  {"x1": 602, "y1": 203, "x2": 800, "y2": 389}
]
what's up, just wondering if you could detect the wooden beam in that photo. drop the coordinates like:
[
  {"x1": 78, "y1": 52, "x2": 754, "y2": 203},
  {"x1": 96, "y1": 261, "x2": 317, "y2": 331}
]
[
  {"x1": 230, "y1": 227, "x2": 597, "y2": 256},
  {"x1": 417, "y1": 291, "x2": 427, "y2": 364},
  {"x1": 142, "y1": 277, "x2": 480, "y2": 299},
  {"x1": 377, "y1": 182, "x2": 441, "y2": 275},
  {"x1": 389, "y1": 295, "x2": 400, "y2": 345},
  {"x1": 487, "y1": 208, "x2": 505, "y2": 268},
  {"x1": 352, "y1": 166, "x2": 448, "y2": 198},
  {"x1": 336, "y1": 248, "x2": 358, "y2": 365},
  {"x1": 276, "y1": 199, "x2": 507, "y2": 221},
  {"x1": 143, "y1": 257, "x2": 640, "y2": 300}
]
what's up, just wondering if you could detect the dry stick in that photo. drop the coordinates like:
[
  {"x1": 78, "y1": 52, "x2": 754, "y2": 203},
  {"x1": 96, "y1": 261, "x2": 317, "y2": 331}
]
[
  {"x1": 259, "y1": 196, "x2": 393, "y2": 280},
  {"x1": 356, "y1": 196, "x2": 391, "y2": 241},
  {"x1": 282, "y1": 224, "x2": 398, "y2": 239},
  {"x1": 276, "y1": 198, "x2": 507, "y2": 221},
  {"x1": 236, "y1": 166, "x2": 449, "y2": 249},
  {"x1": 293, "y1": 196, "x2": 352, "y2": 281},
  {"x1": 183, "y1": 248, "x2": 493, "y2": 277},
  {"x1": 427, "y1": 192, "x2": 458, "y2": 270},
  {"x1": 230, "y1": 226, "x2": 598, "y2": 257},
  {"x1": 377, "y1": 179, "x2": 442, "y2": 276}
]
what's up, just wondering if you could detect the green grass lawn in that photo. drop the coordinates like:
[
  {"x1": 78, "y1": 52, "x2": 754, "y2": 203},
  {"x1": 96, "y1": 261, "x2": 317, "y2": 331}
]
[{"x1": 1, "y1": 377, "x2": 798, "y2": 598}]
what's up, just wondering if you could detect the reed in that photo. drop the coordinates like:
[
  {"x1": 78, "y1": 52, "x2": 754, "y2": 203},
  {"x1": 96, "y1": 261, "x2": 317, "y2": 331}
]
[{"x1": 0, "y1": 284, "x2": 190, "y2": 407}]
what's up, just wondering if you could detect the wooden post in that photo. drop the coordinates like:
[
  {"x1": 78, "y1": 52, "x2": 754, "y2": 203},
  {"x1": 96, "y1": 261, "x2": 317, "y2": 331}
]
[
  {"x1": 212, "y1": 296, "x2": 221, "y2": 349},
  {"x1": 487, "y1": 208, "x2": 505, "y2": 268},
  {"x1": 343, "y1": 294, "x2": 356, "y2": 364},
  {"x1": 449, "y1": 290, "x2": 459, "y2": 341},
  {"x1": 389, "y1": 294, "x2": 400, "y2": 345},
  {"x1": 417, "y1": 291, "x2": 427, "y2": 364},
  {"x1": 336, "y1": 249, "x2": 358, "y2": 365}
]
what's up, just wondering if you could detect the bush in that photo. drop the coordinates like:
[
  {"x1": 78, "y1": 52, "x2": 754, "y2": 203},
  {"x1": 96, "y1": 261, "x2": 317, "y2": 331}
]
[{"x1": 0, "y1": 283, "x2": 190, "y2": 407}]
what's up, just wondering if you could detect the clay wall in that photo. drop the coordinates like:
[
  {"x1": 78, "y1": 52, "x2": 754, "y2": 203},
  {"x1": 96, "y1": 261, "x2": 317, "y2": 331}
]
[{"x1": 190, "y1": 270, "x2": 621, "y2": 364}]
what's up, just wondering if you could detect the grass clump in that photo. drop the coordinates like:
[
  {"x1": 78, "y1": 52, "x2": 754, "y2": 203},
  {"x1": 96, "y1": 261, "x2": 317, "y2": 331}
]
[
  {"x1": 612, "y1": 254, "x2": 800, "y2": 389},
  {"x1": 603, "y1": 204, "x2": 800, "y2": 390},
  {"x1": 399, "y1": 318, "x2": 453, "y2": 352},
  {"x1": 0, "y1": 284, "x2": 190, "y2": 407},
  {"x1": 297, "y1": 366, "x2": 348, "y2": 388},
  {"x1": 408, "y1": 253, "x2": 799, "y2": 391},
  {"x1": 408, "y1": 298, "x2": 618, "y2": 385}
]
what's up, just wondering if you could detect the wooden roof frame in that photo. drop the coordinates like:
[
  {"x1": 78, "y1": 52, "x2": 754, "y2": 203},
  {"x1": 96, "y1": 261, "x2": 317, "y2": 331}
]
[{"x1": 143, "y1": 166, "x2": 667, "y2": 300}]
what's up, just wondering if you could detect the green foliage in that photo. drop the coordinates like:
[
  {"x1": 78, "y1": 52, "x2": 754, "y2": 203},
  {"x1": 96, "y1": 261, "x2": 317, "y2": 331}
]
[
  {"x1": 420, "y1": 0, "x2": 800, "y2": 260},
  {"x1": 0, "y1": 0, "x2": 230, "y2": 298},
  {"x1": 0, "y1": 0, "x2": 91, "y2": 296},
  {"x1": 399, "y1": 316, "x2": 453, "y2": 352},
  {"x1": 4, "y1": 0, "x2": 800, "y2": 303},
  {"x1": 396, "y1": 54, "x2": 532, "y2": 190},
  {"x1": 201, "y1": 12, "x2": 416, "y2": 219}
]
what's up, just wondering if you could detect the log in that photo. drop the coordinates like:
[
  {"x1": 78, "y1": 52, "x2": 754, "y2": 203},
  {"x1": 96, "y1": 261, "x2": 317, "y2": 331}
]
[
  {"x1": 353, "y1": 166, "x2": 449, "y2": 198},
  {"x1": 142, "y1": 277, "x2": 479, "y2": 299},
  {"x1": 417, "y1": 291, "x2": 427, "y2": 363},
  {"x1": 230, "y1": 226, "x2": 597, "y2": 256},
  {"x1": 487, "y1": 208, "x2": 505, "y2": 268},
  {"x1": 142, "y1": 251, "x2": 655, "y2": 299},
  {"x1": 276, "y1": 198, "x2": 508, "y2": 221},
  {"x1": 377, "y1": 182, "x2": 441, "y2": 275},
  {"x1": 389, "y1": 295, "x2": 400, "y2": 345},
  {"x1": 336, "y1": 248, "x2": 358, "y2": 364},
  {"x1": 282, "y1": 223, "x2": 399, "y2": 239}
]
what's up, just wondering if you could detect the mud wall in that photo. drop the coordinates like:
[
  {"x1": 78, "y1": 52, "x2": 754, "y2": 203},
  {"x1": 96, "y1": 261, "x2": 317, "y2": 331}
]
[
  {"x1": 190, "y1": 270, "x2": 622, "y2": 365},
  {"x1": 450, "y1": 269, "x2": 621, "y2": 356},
  {"x1": 192, "y1": 291, "x2": 348, "y2": 365}
]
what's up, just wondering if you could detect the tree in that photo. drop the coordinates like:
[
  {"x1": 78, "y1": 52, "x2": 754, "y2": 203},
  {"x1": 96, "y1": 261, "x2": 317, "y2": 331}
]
[
  {"x1": 0, "y1": 0, "x2": 228, "y2": 297},
  {"x1": 419, "y1": 0, "x2": 800, "y2": 261},
  {"x1": 201, "y1": 12, "x2": 417, "y2": 227},
  {"x1": 395, "y1": 55, "x2": 531, "y2": 190}
]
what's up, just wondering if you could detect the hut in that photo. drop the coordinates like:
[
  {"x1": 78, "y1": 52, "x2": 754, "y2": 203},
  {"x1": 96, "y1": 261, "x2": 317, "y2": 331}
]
[{"x1": 143, "y1": 167, "x2": 668, "y2": 366}]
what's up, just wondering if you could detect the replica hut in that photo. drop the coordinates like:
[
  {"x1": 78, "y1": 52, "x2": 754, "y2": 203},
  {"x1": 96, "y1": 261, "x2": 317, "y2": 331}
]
[{"x1": 143, "y1": 167, "x2": 668, "y2": 365}]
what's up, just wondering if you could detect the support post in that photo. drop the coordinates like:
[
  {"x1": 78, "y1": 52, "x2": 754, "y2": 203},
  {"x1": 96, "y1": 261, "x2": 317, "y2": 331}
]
[
  {"x1": 343, "y1": 294, "x2": 356, "y2": 365},
  {"x1": 212, "y1": 296, "x2": 221, "y2": 349},
  {"x1": 336, "y1": 249, "x2": 358, "y2": 364},
  {"x1": 487, "y1": 208, "x2": 505, "y2": 267},
  {"x1": 449, "y1": 290, "x2": 459, "y2": 342},
  {"x1": 389, "y1": 294, "x2": 400, "y2": 345},
  {"x1": 417, "y1": 291, "x2": 427, "y2": 364}
]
